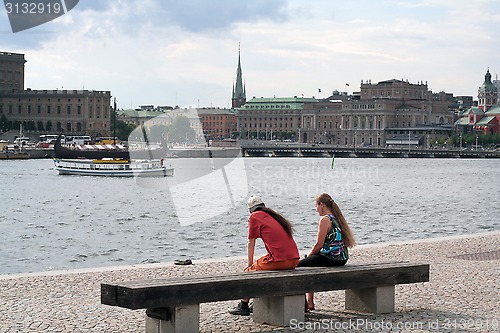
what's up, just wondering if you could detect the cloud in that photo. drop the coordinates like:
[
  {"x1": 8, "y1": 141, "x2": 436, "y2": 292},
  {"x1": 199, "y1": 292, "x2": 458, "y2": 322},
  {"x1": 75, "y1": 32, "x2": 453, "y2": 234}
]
[
  {"x1": 157, "y1": 0, "x2": 289, "y2": 32},
  {"x1": 4, "y1": 0, "x2": 500, "y2": 107},
  {"x1": 2, "y1": 0, "x2": 289, "y2": 49}
]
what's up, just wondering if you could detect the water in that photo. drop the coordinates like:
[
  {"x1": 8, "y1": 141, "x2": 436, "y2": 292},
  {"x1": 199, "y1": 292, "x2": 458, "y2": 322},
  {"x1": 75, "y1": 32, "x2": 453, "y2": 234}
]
[{"x1": 0, "y1": 157, "x2": 498, "y2": 275}]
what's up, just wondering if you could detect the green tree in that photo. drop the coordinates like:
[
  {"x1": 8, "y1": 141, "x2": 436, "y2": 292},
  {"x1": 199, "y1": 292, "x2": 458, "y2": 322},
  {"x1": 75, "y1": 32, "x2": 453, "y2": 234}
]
[
  {"x1": 114, "y1": 119, "x2": 137, "y2": 141},
  {"x1": 148, "y1": 124, "x2": 170, "y2": 143},
  {"x1": 110, "y1": 110, "x2": 137, "y2": 141},
  {"x1": 0, "y1": 115, "x2": 9, "y2": 132},
  {"x1": 11, "y1": 120, "x2": 20, "y2": 131},
  {"x1": 27, "y1": 121, "x2": 36, "y2": 131},
  {"x1": 168, "y1": 116, "x2": 195, "y2": 144},
  {"x1": 37, "y1": 121, "x2": 45, "y2": 132}
]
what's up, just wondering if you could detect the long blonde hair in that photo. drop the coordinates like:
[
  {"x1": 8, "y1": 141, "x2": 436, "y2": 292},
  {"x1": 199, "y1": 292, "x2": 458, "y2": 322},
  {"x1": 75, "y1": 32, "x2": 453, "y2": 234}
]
[{"x1": 315, "y1": 193, "x2": 356, "y2": 248}]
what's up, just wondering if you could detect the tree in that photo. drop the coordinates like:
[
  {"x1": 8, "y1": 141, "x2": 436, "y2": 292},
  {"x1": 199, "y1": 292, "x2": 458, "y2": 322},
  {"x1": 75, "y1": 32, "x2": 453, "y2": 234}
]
[
  {"x1": 110, "y1": 110, "x2": 137, "y2": 141},
  {"x1": 114, "y1": 120, "x2": 137, "y2": 141},
  {"x1": 147, "y1": 124, "x2": 170, "y2": 143},
  {"x1": 27, "y1": 121, "x2": 36, "y2": 131},
  {"x1": 37, "y1": 121, "x2": 45, "y2": 132},
  {"x1": 0, "y1": 115, "x2": 9, "y2": 132},
  {"x1": 168, "y1": 116, "x2": 195, "y2": 144},
  {"x1": 11, "y1": 120, "x2": 20, "y2": 131}
]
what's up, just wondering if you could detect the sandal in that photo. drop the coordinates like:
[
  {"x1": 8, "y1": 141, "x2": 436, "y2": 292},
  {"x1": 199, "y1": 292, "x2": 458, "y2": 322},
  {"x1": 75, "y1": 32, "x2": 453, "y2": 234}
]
[{"x1": 174, "y1": 259, "x2": 192, "y2": 265}]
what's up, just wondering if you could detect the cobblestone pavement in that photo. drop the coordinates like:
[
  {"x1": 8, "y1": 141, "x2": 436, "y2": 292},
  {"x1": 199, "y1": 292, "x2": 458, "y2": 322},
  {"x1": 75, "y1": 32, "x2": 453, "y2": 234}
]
[{"x1": 1, "y1": 231, "x2": 499, "y2": 333}]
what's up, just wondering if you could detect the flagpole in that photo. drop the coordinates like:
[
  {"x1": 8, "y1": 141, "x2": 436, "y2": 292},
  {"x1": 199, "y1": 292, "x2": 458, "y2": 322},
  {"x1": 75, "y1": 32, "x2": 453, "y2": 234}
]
[{"x1": 113, "y1": 97, "x2": 117, "y2": 145}]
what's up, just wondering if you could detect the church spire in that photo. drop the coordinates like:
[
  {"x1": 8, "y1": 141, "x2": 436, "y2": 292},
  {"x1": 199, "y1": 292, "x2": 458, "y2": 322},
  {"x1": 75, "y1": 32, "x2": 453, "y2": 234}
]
[{"x1": 232, "y1": 44, "x2": 246, "y2": 108}]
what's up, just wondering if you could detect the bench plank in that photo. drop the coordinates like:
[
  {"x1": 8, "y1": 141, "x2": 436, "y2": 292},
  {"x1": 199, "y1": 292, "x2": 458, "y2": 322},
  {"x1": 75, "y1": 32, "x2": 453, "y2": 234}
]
[{"x1": 101, "y1": 262, "x2": 429, "y2": 310}]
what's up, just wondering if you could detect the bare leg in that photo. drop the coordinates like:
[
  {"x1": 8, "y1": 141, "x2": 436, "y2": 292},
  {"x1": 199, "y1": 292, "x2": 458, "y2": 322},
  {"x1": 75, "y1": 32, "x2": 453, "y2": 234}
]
[{"x1": 306, "y1": 292, "x2": 315, "y2": 310}]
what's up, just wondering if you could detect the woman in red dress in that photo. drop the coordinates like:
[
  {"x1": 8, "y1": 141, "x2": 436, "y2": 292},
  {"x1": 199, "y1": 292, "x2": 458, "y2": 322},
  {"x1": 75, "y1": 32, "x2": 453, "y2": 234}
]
[{"x1": 229, "y1": 195, "x2": 300, "y2": 316}]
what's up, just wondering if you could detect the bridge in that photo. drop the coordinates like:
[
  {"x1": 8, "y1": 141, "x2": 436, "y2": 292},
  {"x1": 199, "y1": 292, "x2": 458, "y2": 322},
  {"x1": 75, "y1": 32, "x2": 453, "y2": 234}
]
[{"x1": 240, "y1": 142, "x2": 500, "y2": 159}]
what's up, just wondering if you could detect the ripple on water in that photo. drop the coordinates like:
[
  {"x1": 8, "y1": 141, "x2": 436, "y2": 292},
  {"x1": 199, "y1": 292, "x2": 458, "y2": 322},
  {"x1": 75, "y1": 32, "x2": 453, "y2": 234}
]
[{"x1": 2, "y1": 158, "x2": 499, "y2": 275}]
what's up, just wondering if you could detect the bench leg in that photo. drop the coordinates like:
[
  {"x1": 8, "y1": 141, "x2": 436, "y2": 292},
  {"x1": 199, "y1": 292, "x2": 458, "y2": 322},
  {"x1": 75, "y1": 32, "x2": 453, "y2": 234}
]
[
  {"x1": 253, "y1": 294, "x2": 304, "y2": 326},
  {"x1": 345, "y1": 285, "x2": 395, "y2": 313},
  {"x1": 145, "y1": 305, "x2": 199, "y2": 333}
]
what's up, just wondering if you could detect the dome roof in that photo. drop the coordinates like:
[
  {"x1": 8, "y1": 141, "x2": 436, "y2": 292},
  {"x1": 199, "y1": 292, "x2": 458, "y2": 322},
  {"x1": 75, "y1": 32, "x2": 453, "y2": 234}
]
[{"x1": 479, "y1": 69, "x2": 497, "y2": 94}]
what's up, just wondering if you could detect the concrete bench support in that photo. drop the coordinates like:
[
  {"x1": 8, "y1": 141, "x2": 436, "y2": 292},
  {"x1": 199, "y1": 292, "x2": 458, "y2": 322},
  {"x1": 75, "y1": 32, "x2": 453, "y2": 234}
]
[
  {"x1": 345, "y1": 285, "x2": 395, "y2": 313},
  {"x1": 145, "y1": 305, "x2": 199, "y2": 333},
  {"x1": 253, "y1": 294, "x2": 304, "y2": 326}
]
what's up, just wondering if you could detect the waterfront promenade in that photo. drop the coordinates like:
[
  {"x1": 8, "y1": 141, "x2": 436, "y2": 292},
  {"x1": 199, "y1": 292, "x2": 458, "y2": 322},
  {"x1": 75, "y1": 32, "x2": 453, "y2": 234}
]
[{"x1": 1, "y1": 231, "x2": 498, "y2": 332}]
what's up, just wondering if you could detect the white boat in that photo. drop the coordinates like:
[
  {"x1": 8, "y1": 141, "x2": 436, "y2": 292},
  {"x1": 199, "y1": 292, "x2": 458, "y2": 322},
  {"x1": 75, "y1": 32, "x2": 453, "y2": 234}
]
[{"x1": 53, "y1": 158, "x2": 174, "y2": 177}]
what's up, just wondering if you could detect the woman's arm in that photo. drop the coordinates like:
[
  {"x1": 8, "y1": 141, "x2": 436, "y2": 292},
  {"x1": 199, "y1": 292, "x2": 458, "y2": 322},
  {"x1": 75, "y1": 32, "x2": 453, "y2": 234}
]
[
  {"x1": 247, "y1": 238, "x2": 256, "y2": 267},
  {"x1": 308, "y1": 217, "x2": 331, "y2": 256}
]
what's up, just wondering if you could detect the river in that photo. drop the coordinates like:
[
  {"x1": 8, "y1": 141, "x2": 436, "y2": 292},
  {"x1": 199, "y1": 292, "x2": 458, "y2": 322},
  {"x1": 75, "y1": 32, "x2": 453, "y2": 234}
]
[{"x1": 0, "y1": 157, "x2": 498, "y2": 275}]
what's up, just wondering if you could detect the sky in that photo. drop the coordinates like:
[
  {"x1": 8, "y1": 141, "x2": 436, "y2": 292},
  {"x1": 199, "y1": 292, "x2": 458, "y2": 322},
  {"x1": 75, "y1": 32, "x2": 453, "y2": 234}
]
[{"x1": 1, "y1": 0, "x2": 499, "y2": 110}]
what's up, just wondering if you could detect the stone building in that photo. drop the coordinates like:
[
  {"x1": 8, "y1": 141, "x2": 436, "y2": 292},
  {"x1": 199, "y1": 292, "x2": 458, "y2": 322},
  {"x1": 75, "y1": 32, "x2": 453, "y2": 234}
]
[
  {"x1": 236, "y1": 79, "x2": 456, "y2": 147},
  {"x1": 118, "y1": 107, "x2": 206, "y2": 142},
  {"x1": 237, "y1": 97, "x2": 317, "y2": 141},
  {"x1": 231, "y1": 47, "x2": 458, "y2": 147},
  {"x1": 0, "y1": 51, "x2": 111, "y2": 137},
  {"x1": 339, "y1": 79, "x2": 455, "y2": 147},
  {"x1": 0, "y1": 51, "x2": 25, "y2": 92}
]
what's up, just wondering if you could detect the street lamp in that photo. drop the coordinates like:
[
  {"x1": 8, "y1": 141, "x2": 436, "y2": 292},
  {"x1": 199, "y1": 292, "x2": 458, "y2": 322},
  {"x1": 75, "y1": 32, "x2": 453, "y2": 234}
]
[
  {"x1": 459, "y1": 133, "x2": 462, "y2": 153},
  {"x1": 353, "y1": 127, "x2": 357, "y2": 152},
  {"x1": 408, "y1": 131, "x2": 411, "y2": 153}
]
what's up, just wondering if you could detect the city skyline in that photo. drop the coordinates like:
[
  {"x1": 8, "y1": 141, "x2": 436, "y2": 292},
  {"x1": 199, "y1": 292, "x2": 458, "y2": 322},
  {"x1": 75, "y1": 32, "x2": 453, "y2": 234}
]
[{"x1": 2, "y1": 0, "x2": 499, "y2": 109}]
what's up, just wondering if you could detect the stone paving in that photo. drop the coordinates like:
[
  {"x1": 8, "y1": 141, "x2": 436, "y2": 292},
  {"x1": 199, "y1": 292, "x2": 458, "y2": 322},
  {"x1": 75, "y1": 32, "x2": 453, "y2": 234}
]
[{"x1": 1, "y1": 231, "x2": 499, "y2": 333}]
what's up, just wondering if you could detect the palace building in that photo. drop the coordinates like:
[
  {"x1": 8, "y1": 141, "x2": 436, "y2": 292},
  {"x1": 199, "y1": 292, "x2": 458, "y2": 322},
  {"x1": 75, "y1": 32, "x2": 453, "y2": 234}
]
[
  {"x1": 0, "y1": 51, "x2": 111, "y2": 137},
  {"x1": 236, "y1": 80, "x2": 456, "y2": 147},
  {"x1": 231, "y1": 46, "x2": 458, "y2": 147}
]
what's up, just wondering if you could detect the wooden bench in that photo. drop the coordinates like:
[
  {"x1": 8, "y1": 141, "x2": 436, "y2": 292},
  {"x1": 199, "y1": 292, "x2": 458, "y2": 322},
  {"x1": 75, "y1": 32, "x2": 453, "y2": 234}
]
[{"x1": 101, "y1": 262, "x2": 429, "y2": 333}]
